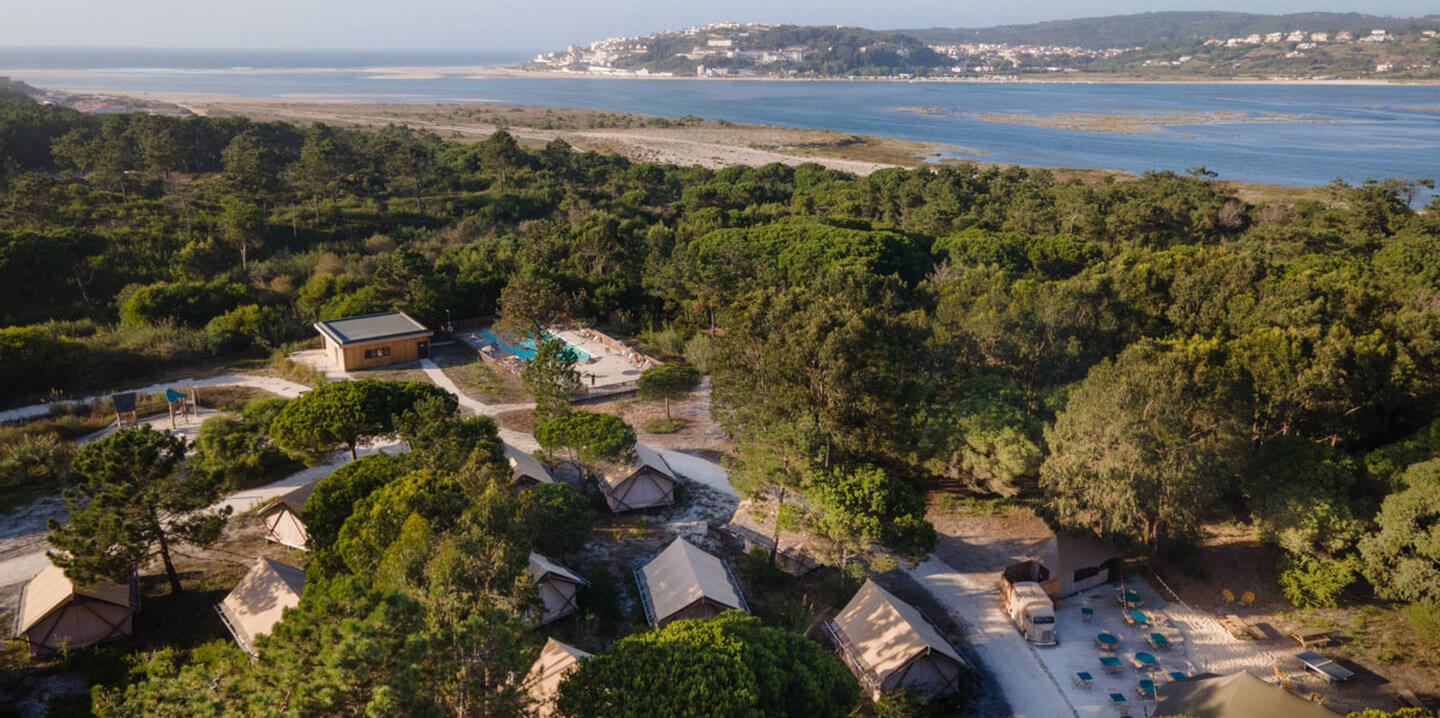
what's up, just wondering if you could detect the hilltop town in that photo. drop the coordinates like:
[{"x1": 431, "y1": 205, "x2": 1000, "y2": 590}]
[{"x1": 527, "y1": 13, "x2": 1440, "y2": 80}]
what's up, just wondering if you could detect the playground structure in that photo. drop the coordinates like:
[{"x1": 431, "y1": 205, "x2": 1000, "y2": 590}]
[{"x1": 163, "y1": 388, "x2": 197, "y2": 429}]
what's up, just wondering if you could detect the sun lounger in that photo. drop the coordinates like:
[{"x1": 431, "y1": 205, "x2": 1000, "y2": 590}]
[
  {"x1": 1073, "y1": 671, "x2": 1094, "y2": 689},
  {"x1": 1146, "y1": 632, "x2": 1170, "y2": 649},
  {"x1": 1100, "y1": 655, "x2": 1123, "y2": 673},
  {"x1": 1109, "y1": 692, "x2": 1130, "y2": 715},
  {"x1": 1296, "y1": 651, "x2": 1355, "y2": 684},
  {"x1": 1137, "y1": 679, "x2": 1156, "y2": 698}
]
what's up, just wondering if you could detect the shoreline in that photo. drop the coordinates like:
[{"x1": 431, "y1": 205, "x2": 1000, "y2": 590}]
[{"x1": 7, "y1": 64, "x2": 1438, "y2": 87}]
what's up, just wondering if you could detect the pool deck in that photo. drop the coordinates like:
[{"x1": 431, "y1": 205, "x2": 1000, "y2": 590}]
[{"x1": 455, "y1": 326, "x2": 658, "y2": 395}]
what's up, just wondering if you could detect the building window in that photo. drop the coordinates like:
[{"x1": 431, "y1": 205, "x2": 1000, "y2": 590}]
[{"x1": 363, "y1": 346, "x2": 391, "y2": 359}]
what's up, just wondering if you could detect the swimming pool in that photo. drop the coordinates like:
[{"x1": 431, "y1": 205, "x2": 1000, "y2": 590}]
[{"x1": 478, "y1": 329, "x2": 591, "y2": 362}]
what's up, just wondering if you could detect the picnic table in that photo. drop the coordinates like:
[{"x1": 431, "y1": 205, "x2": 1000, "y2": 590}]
[
  {"x1": 1220, "y1": 614, "x2": 1255, "y2": 640},
  {"x1": 1109, "y1": 692, "x2": 1130, "y2": 715},
  {"x1": 1137, "y1": 678, "x2": 1156, "y2": 698},
  {"x1": 1125, "y1": 609, "x2": 1151, "y2": 626},
  {"x1": 1073, "y1": 671, "x2": 1094, "y2": 689},
  {"x1": 1166, "y1": 671, "x2": 1189, "y2": 682},
  {"x1": 1131, "y1": 652, "x2": 1158, "y2": 671},
  {"x1": 1146, "y1": 632, "x2": 1170, "y2": 650},
  {"x1": 1291, "y1": 628, "x2": 1333, "y2": 649},
  {"x1": 1100, "y1": 655, "x2": 1124, "y2": 673},
  {"x1": 1296, "y1": 651, "x2": 1355, "y2": 684},
  {"x1": 1117, "y1": 590, "x2": 1143, "y2": 607},
  {"x1": 1096, "y1": 632, "x2": 1121, "y2": 651}
]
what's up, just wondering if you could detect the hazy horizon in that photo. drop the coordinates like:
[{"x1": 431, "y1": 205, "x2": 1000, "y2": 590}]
[{"x1": 3, "y1": 3, "x2": 1438, "y2": 52}]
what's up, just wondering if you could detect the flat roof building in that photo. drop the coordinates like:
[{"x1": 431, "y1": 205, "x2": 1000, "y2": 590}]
[
  {"x1": 635, "y1": 537, "x2": 747, "y2": 626},
  {"x1": 314, "y1": 311, "x2": 431, "y2": 371}
]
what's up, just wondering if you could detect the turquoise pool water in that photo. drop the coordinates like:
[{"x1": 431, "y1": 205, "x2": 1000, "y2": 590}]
[{"x1": 478, "y1": 329, "x2": 591, "y2": 361}]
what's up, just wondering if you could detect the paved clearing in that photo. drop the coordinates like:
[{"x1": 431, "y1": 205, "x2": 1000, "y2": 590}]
[{"x1": 904, "y1": 556, "x2": 1078, "y2": 718}]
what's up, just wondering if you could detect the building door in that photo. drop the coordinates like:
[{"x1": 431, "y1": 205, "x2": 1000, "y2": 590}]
[{"x1": 417, "y1": 341, "x2": 430, "y2": 359}]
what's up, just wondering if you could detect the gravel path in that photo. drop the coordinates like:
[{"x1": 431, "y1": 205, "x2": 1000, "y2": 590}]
[{"x1": 904, "y1": 556, "x2": 1078, "y2": 718}]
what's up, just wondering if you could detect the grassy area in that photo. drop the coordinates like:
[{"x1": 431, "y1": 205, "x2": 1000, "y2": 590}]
[
  {"x1": 436, "y1": 350, "x2": 530, "y2": 404},
  {"x1": 645, "y1": 417, "x2": 686, "y2": 434},
  {"x1": 261, "y1": 353, "x2": 328, "y2": 387}
]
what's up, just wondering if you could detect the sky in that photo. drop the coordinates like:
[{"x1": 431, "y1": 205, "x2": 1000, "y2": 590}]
[{"x1": 2, "y1": 0, "x2": 1436, "y2": 51}]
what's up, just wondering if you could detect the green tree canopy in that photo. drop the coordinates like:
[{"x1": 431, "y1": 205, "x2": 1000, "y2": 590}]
[
  {"x1": 636, "y1": 363, "x2": 701, "y2": 420},
  {"x1": 555, "y1": 612, "x2": 859, "y2": 718},
  {"x1": 534, "y1": 411, "x2": 636, "y2": 471},
  {"x1": 48, "y1": 426, "x2": 231, "y2": 594},
  {"x1": 270, "y1": 379, "x2": 456, "y2": 460},
  {"x1": 521, "y1": 336, "x2": 583, "y2": 423},
  {"x1": 1358, "y1": 460, "x2": 1440, "y2": 604}
]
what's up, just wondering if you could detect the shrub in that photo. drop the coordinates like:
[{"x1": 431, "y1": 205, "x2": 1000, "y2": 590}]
[
  {"x1": 520, "y1": 482, "x2": 594, "y2": 557},
  {"x1": 119, "y1": 280, "x2": 248, "y2": 327},
  {"x1": 0, "y1": 325, "x2": 88, "y2": 400},
  {"x1": 644, "y1": 417, "x2": 685, "y2": 434},
  {"x1": 1402, "y1": 601, "x2": 1440, "y2": 650},
  {"x1": 683, "y1": 333, "x2": 716, "y2": 374},
  {"x1": 0, "y1": 432, "x2": 75, "y2": 491},
  {"x1": 204, "y1": 304, "x2": 287, "y2": 353},
  {"x1": 1277, "y1": 553, "x2": 1360, "y2": 608}
]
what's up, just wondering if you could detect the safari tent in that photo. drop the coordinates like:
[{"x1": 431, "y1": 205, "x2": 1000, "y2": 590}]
[
  {"x1": 216, "y1": 557, "x2": 306, "y2": 656},
  {"x1": 635, "y1": 537, "x2": 747, "y2": 627},
  {"x1": 599, "y1": 444, "x2": 676, "y2": 512},
  {"x1": 529, "y1": 552, "x2": 589, "y2": 624},
  {"x1": 258, "y1": 480, "x2": 319, "y2": 550},
  {"x1": 524, "y1": 638, "x2": 592, "y2": 718},
  {"x1": 12, "y1": 560, "x2": 137, "y2": 654},
  {"x1": 825, "y1": 579, "x2": 970, "y2": 702},
  {"x1": 506, "y1": 444, "x2": 554, "y2": 488},
  {"x1": 1154, "y1": 671, "x2": 1339, "y2": 718}
]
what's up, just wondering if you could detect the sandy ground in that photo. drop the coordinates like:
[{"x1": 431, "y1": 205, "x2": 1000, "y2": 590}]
[{"x1": 0, "y1": 374, "x2": 312, "y2": 424}]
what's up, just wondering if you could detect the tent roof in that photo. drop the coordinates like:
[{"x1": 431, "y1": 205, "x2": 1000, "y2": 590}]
[
  {"x1": 529, "y1": 552, "x2": 589, "y2": 587},
  {"x1": 314, "y1": 311, "x2": 429, "y2": 345},
  {"x1": 601, "y1": 444, "x2": 675, "y2": 489},
  {"x1": 638, "y1": 538, "x2": 744, "y2": 623},
  {"x1": 15, "y1": 560, "x2": 131, "y2": 635},
  {"x1": 505, "y1": 444, "x2": 553, "y2": 484},
  {"x1": 525, "y1": 638, "x2": 592, "y2": 716},
  {"x1": 217, "y1": 557, "x2": 305, "y2": 654},
  {"x1": 260, "y1": 480, "x2": 319, "y2": 516},
  {"x1": 830, "y1": 579, "x2": 967, "y2": 678},
  {"x1": 1154, "y1": 671, "x2": 1340, "y2": 718}
]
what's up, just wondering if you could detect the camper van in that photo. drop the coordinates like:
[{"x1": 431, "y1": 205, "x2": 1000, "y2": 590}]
[{"x1": 1001, "y1": 561, "x2": 1058, "y2": 646}]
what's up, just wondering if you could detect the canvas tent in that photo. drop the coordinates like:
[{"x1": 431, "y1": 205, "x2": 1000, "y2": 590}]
[
  {"x1": 600, "y1": 444, "x2": 676, "y2": 512},
  {"x1": 1154, "y1": 671, "x2": 1339, "y2": 718},
  {"x1": 524, "y1": 638, "x2": 592, "y2": 718},
  {"x1": 12, "y1": 560, "x2": 137, "y2": 654},
  {"x1": 258, "y1": 480, "x2": 319, "y2": 550},
  {"x1": 529, "y1": 552, "x2": 589, "y2": 624},
  {"x1": 826, "y1": 579, "x2": 970, "y2": 702},
  {"x1": 635, "y1": 537, "x2": 747, "y2": 626},
  {"x1": 506, "y1": 444, "x2": 554, "y2": 488},
  {"x1": 215, "y1": 557, "x2": 305, "y2": 656}
]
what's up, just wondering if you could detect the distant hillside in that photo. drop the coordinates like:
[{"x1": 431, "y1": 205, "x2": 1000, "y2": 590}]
[{"x1": 896, "y1": 11, "x2": 1440, "y2": 49}]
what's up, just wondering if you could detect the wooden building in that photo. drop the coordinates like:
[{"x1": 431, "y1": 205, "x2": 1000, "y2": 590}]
[
  {"x1": 635, "y1": 537, "x2": 747, "y2": 627},
  {"x1": 314, "y1": 311, "x2": 432, "y2": 371},
  {"x1": 826, "y1": 579, "x2": 970, "y2": 702}
]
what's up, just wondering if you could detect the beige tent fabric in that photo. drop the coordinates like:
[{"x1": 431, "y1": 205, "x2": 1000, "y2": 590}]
[
  {"x1": 637, "y1": 538, "x2": 745, "y2": 625},
  {"x1": 529, "y1": 552, "x2": 589, "y2": 624},
  {"x1": 830, "y1": 579, "x2": 968, "y2": 678},
  {"x1": 600, "y1": 445, "x2": 677, "y2": 512},
  {"x1": 216, "y1": 557, "x2": 305, "y2": 656},
  {"x1": 1155, "y1": 671, "x2": 1340, "y2": 718},
  {"x1": 525, "y1": 638, "x2": 592, "y2": 718},
  {"x1": 13, "y1": 560, "x2": 133, "y2": 652},
  {"x1": 600, "y1": 443, "x2": 676, "y2": 490},
  {"x1": 258, "y1": 481, "x2": 319, "y2": 550},
  {"x1": 506, "y1": 443, "x2": 553, "y2": 486}
]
